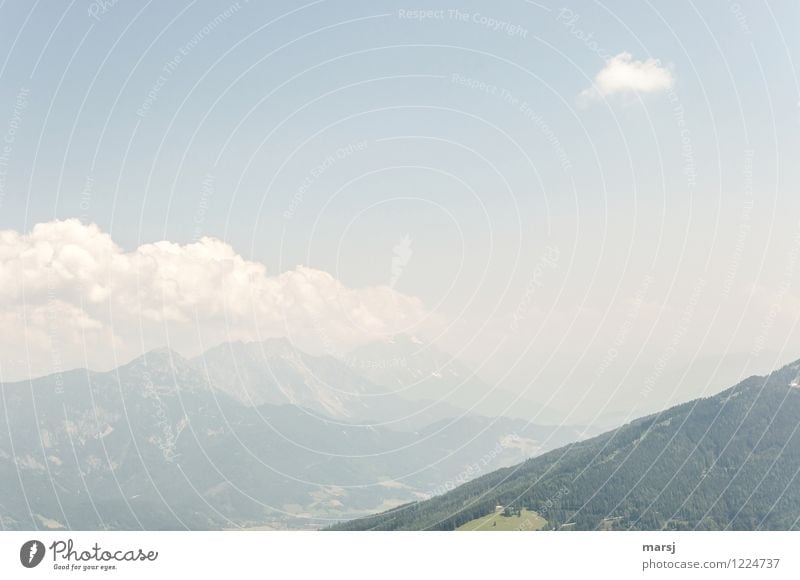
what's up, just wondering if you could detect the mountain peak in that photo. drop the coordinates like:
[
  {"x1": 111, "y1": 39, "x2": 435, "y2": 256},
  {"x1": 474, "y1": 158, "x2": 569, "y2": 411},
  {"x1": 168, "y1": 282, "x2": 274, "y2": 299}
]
[
  {"x1": 139, "y1": 346, "x2": 186, "y2": 364},
  {"x1": 350, "y1": 334, "x2": 433, "y2": 359},
  {"x1": 389, "y1": 333, "x2": 424, "y2": 344},
  {"x1": 118, "y1": 346, "x2": 190, "y2": 375},
  {"x1": 763, "y1": 357, "x2": 800, "y2": 389},
  {"x1": 384, "y1": 334, "x2": 426, "y2": 347},
  {"x1": 198, "y1": 337, "x2": 299, "y2": 362}
]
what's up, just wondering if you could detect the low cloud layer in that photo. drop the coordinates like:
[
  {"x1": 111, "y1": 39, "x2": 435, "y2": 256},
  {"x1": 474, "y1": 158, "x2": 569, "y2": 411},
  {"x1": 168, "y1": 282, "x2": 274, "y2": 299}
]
[
  {"x1": 0, "y1": 220, "x2": 431, "y2": 380},
  {"x1": 581, "y1": 52, "x2": 674, "y2": 102}
]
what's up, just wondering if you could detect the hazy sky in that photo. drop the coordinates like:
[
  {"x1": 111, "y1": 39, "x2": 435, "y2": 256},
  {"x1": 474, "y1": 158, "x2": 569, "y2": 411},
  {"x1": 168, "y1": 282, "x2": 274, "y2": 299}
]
[{"x1": 0, "y1": 0, "x2": 798, "y2": 423}]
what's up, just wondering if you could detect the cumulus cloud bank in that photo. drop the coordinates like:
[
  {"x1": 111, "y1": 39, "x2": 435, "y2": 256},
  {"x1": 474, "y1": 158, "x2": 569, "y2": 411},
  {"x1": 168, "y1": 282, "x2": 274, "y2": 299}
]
[
  {"x1": 580, "y1": 52, "x2": 674, "y2": 102},
  {"x1": 0, "y1": 220, "x2": 431, "y2": 380}
]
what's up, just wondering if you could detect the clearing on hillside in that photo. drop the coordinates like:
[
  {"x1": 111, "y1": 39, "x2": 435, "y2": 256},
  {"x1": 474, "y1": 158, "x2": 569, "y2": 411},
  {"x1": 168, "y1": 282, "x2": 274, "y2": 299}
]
[{"x1": 456, "y1": 508, "x2": 546, "y2": 531}]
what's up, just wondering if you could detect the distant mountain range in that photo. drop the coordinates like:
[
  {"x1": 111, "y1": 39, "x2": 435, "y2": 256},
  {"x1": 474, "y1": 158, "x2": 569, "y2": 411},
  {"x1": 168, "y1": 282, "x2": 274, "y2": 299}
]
[
  {"x1": 331, "y1": 358, "x2": 800, "y2": 530},
  {"x1": 195, "y1": 337, "x2": 462, "y2": 430},
  {"x1": 0, "y1": 337, "x2": 582, "y2": 530},
  {"x1": 348, "y1": 335, "x2": 565, "y2": 421}
]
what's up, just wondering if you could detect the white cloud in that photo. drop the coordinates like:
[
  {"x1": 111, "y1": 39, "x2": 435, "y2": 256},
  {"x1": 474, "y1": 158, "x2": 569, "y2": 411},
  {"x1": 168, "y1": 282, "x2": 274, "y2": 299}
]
[
  {"x1": 580, "y1": 52, "x2": 674, "y2": 102},
  {"x1": 0, "y1": 220, "x2": 433, "y2": 380}
]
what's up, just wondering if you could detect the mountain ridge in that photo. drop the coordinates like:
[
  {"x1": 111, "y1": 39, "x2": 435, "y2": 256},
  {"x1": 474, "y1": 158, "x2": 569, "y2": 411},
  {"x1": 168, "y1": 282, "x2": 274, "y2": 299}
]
[
  {"x1": 0, "y1": 338, "x2": 584, "y2": 530},
  {"x1": 330, "y1": 359, "x2": 800, "y2": 530}
]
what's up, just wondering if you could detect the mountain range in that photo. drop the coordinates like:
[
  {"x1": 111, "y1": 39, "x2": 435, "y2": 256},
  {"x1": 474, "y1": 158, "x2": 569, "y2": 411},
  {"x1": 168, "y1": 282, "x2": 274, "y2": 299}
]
[
  {"x1": 349, "y1": 335, "x2": 565, "y2": 421},
  {"x1": 331, "y1": 358, "x2": 800, "y2": 530},
  {"x1": 0, "y1": 337, "x2": 582, "y2": 530}
]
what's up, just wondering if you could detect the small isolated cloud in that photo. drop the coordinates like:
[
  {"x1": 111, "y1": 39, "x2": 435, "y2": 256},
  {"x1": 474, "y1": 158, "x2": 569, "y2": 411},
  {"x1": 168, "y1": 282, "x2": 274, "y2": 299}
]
[
  {"x1": 580, "y1": 52, "x2": 674, "y2": 102},
  {"x1": 0, "y1": 220, "x2": 434, "y2": 380}
]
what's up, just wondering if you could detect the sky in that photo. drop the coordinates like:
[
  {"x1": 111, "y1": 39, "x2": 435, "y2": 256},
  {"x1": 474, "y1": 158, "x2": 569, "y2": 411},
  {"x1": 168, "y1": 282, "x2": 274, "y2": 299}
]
[{"x1": 0, "y1": 0, "x2": 798, "y2": 423}]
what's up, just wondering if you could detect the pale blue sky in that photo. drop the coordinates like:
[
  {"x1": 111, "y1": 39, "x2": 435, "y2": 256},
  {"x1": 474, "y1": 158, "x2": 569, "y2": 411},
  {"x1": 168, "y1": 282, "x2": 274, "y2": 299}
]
[{"x1": 1, "y1": 0, "x2": 799, "y2": 421}]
